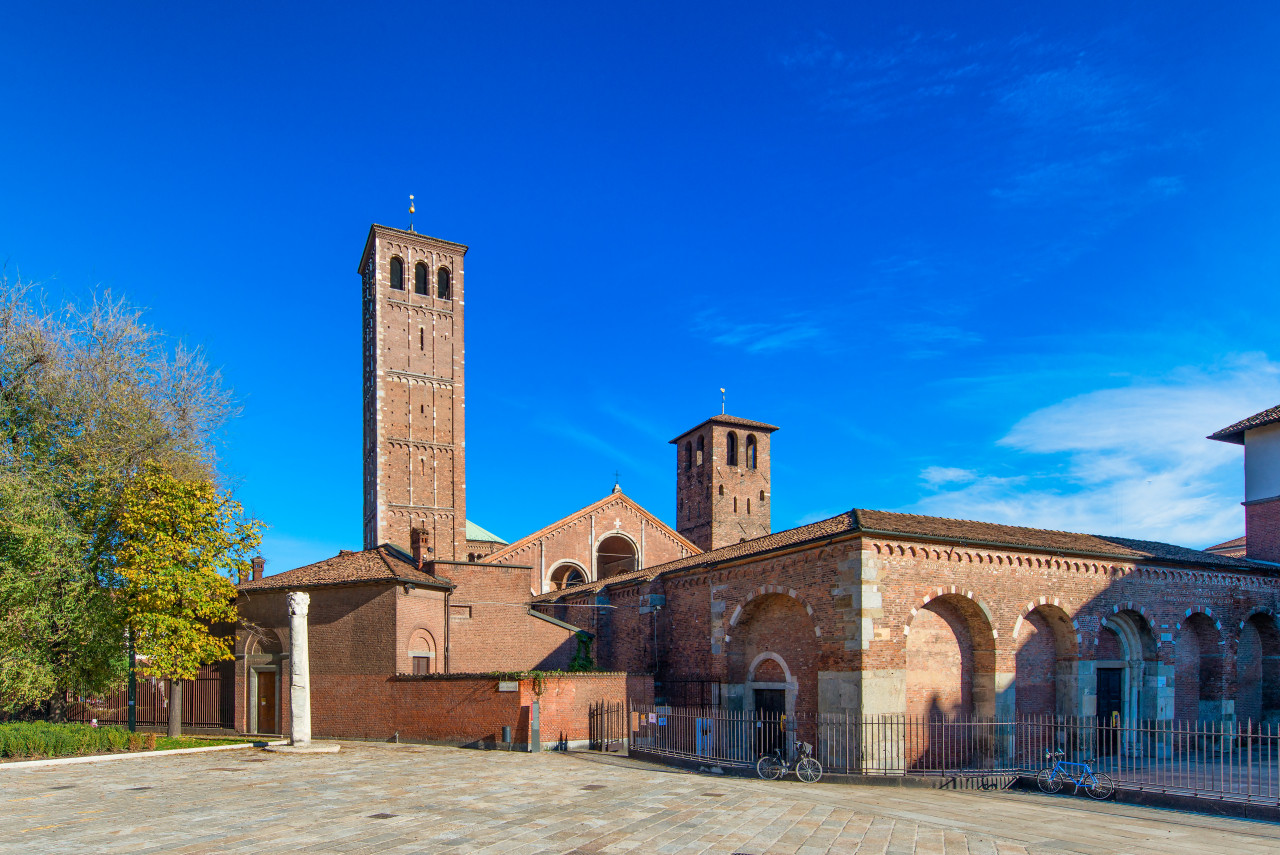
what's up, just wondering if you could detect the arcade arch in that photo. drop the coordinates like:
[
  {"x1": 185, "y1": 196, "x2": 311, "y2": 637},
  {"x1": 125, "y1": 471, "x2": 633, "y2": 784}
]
[
  {"x1": 905, "y1": 593, "x2": 996, "y2": 719},
  {"x1": 1013, "y1": 603, "x2": 1077, "y2": 717},
  {"x1": 1237, "y1": 611, "x2": 1280, "y2": 724},
  {"x1": 548, "y1": 560, "x2": 588, "y2": 591}
]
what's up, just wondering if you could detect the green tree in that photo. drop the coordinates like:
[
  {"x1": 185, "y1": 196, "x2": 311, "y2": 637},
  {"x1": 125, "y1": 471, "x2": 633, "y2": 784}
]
[
  {"x1": 0, "y1": 474, "x2": 123, "y2": 714},
  {"x1": 115, "y1": 464, "x2": 261, "y2": 736},
  {"x1": 0, "y1": 279, "x2": 256, "y2": 723}
]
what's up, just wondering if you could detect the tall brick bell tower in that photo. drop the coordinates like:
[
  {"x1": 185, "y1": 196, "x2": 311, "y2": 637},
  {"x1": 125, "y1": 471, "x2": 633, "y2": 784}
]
[
  {"x1": 672, "y1": 415, "x2": 779, "y2": 551},
  {"x1": 359, "y1": 224, "x2": 467, "y2": 559}
]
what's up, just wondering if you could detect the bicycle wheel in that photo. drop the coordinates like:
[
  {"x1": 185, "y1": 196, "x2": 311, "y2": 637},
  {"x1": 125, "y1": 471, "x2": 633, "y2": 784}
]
[
  {"x1": 1085, "y1": 772, "x2": 1115, "y2": 800},
  {"x1": 756, "y1": 754, "x2": 784, "y2": 780},
  {"x1": 1036, "y1": 767, "x2": 1063, "y2": 794},
  {"x1": 796, "y1": 757, "x2": 822, "y2": 783}
]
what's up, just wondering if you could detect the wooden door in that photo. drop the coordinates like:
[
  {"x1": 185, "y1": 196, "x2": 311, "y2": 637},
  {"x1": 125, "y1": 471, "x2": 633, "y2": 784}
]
[
  {"x1": 1097, "y1": 668, "x2": 1123, "y2": 755},
  {"x1": 256, "y1": 671, "x2": 277, "y2": 734},
  {"x1": 754, "y1": 689, "x2": 786, "y2": 758}
]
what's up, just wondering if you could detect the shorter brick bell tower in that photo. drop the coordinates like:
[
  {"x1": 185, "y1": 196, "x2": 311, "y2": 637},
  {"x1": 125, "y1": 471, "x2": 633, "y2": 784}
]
[{"x1": 671, "y1": 415, "x2": 779, "y2": 552}]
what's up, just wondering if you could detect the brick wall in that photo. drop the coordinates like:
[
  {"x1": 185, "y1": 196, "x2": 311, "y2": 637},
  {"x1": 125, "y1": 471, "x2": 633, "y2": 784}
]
[
  {"x1": 310, "y1": 672, "x2": 645, "y2": 747},
  {"x1": 1247, "y1": 497, "x2": 1280, "y2": 563},
  {"x1": 445, "y1": 561, "x2": 581, "y2": 672},
  {"x1": 549, "y1": 532, "x2": 1280, "y2": 724}
]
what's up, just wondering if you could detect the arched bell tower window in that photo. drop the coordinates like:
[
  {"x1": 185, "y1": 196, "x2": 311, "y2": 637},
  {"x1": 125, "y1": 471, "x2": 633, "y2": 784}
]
[
  {"x1": 726, "y1": 431, "x2": 738, "y2": 466},
  {"x1": 746, "y1": 434, "x2": 757, "y2": 470},
  {"x1": 684, "y1": 441, "x2": 692, "y2": 471},
  {"x1": 437, "y1": 267, "x2": 451, "y2": 299},
  {"x1": 696, "y1": 435, "x2": 705, "y2": 466},
  {"x1": 414, "y1": 262, "x2": 429, "y2": 295},
  {"x1": 390, "y1": 257, "x2": 404, "y2": 290}
]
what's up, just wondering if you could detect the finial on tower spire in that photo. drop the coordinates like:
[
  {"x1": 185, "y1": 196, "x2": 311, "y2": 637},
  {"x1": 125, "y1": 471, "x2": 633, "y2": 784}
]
[
  {"x1": 720, "y1": 387, "x2": 726, "y2": 415},
  {"x1": 612, "y1": 470, "x2": 621, "y2": 493},
  {"x1": 408, "y1": 194, "x2": 415, "y2": 232}
]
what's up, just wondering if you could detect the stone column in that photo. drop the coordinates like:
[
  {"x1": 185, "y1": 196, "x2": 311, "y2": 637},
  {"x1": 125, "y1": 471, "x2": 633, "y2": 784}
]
[{"x1": 288, "y1": 591, "x2": 312, "y2": 747}]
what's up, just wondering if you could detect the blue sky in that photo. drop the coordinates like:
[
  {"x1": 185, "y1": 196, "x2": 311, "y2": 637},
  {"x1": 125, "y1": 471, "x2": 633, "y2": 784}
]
[{"x1": 4, "y1": 2, "x2": 1278, "y2": 572}]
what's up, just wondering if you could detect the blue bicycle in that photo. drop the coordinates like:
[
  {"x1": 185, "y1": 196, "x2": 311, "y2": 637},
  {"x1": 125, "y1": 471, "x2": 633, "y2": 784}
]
[{"x1": 1037, "y1": 750, "x2": 1115, "y2": 800}]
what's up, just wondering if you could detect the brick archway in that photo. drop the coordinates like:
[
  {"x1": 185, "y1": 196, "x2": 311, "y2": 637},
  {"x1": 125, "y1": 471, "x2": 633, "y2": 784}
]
[
  {"x1": 906, "y1": 587, "x2": 998, "y2": 639},
  {"x1": 727, "y1": 584, "x2": 822, "y2": 641}
]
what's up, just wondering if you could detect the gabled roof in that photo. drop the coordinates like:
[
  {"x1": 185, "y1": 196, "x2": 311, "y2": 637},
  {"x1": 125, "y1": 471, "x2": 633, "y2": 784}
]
[
  {"x1": 531, "y1": 507, "x2": 1276, "y2": 602},
  {"x1": 465, "y1": 519, "x2": 507, "y2": 544},
  {"x1": 669, "y1": 414, "x2": 780, "y2": 443},
  {"x1": 1209, "y1": 404, "x2": 1280, "y2": 445},
  {"x1": 1205, "y1": 536, "x2": 1247, "y2": 557},
  {"x1": 483, "y1": 490, "x2": 700, "y2": 565},
  {"x1": 237, "y1": 544, "x2": 455, "y2": 593}
]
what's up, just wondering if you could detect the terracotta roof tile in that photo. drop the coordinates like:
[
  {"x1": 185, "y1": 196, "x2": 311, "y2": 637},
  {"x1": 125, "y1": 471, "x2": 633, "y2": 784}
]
[
  {"x1": 237, "y1": 544, "x2": 454, "y2": 592},
  {"x1": 669, "y1": 414, "x2": 780, "y2": 443},
  {"x1": 1209, "y1": 404, "x2": 1280, "y2": 445}
]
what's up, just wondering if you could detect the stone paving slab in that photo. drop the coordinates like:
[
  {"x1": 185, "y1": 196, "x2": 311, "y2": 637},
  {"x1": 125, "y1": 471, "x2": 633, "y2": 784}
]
[{"x1": 0, "y1": 743, "x2": 1277, "y2": 854}]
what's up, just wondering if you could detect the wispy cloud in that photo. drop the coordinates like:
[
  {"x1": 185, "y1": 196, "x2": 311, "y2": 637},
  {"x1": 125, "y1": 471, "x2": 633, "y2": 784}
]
[
  {"x1": 536, "y1": 418, "x2": 652, "y2": 474},
  {"x1": 909, "y1": 354, "x2": 1280, "y2": 548},
  {"x1": 695, "y1": 311, "x2": 824, "y2": 354}
]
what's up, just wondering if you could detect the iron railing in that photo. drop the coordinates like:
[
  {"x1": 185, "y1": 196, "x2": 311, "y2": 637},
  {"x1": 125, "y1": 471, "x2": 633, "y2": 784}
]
[
  {"x1": 65, "y1": 663, "x2": 235, "y2": 729},
  {"x1": 626, "y1": 705, "x2": 1280, "y2": 806}
]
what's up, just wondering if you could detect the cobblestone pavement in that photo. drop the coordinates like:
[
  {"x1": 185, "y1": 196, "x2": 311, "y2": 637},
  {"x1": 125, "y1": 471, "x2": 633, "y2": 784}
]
[{"x1": 2, "y1": 743, "x2": 1278, "y2": 854}]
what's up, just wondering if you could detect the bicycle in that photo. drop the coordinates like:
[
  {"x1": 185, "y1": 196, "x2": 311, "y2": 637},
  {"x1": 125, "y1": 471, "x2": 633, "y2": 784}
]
[
  {"x1": 1036, "y1": 749, "x2": 1115, "y2": 800},
  {"x1": 756, "y1": 740, "x2": 823, "y2": 783}
]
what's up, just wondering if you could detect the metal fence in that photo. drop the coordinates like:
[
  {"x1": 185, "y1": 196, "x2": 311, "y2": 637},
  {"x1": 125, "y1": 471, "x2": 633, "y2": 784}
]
[
  {"x1": 589, "y1": 701, "x2": 626, "y2": 753},
  {"x1": 626, "y1": 705, "x2": 1280, "y2": 806},
  {"x1": 65, "y1": 663, "x2": 235, "y2": 729}
]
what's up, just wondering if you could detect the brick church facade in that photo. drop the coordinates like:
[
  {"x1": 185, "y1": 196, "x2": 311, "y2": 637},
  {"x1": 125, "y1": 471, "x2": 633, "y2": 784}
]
[{"x1": 234, "y1": 224, "x2": 1280, "y2": 739}]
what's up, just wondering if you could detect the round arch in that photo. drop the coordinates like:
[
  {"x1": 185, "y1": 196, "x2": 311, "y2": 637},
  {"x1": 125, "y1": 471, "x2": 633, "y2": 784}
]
[
  {"x1": 405, "y1": 627, "x2": 437, "y2": 675},
  {"x1": 547, "y1": 560, "x2": 589, "y2": 591},
  {"x1": 595, "y1": 531, "x2": 638, "y2": 580},
  {"x1": 905, "y1": 591, "x2": 997, "y2": 719},
  {"x1": 727, "y1": 584, "x2": 822, "y2": 640},
  {"x1": 1238, "y1": 610, "x2": 1280, "y2": 724},
  {"x1": 1013, "y1": 598, "x2": 1079, "y2": 717}
]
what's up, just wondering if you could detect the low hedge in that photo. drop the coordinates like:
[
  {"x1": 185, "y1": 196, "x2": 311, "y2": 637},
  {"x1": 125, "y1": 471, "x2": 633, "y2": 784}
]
[{"x1": 0, "y1": 721, "x2": 247, "y2": 759}]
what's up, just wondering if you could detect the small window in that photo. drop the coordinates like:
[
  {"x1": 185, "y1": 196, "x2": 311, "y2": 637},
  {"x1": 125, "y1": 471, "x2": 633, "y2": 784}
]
[
  {"x1": 412, "y1": 655, "x2": 432, "y2": 675},
  {"x1": 696, "y1": 435, "x2": 705, "y2": 466},
  {"x1": 734, "y1": 496, "x2": 738, "y2": 513},
  {"x1": 746, "y1": 435, "x2": 757, "y2": 470},
  {"x1": 684, "y1": 441, "x2": 692, "y2": 471},
  {"x1": 414, "y1": 262, "x2": 429, "y2": 295},
  {"x1": 437, "y1": 267, "x2": 451, "y2": 299},
  {"x1": 390, "y1": 256, "x2": 404, "y2": 290},
  {"x1": 759, "y1": 489, "x2": 765, "y2": 501},
  {"x1": 718, "y1": 484, "x2": 724, "y2": 497},
  {"x1": 726, "y1": 432, "x2": 738, "y2": 466},
  {"x1": 419, "y1": 328, "x2": 425, "y2": 350},
  {"x1": 747, "y1": 498, "x2": 751, "y2": 514}
]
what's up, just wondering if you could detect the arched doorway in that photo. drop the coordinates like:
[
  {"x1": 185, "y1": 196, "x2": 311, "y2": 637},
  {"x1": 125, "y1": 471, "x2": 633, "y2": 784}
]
[
  {"x1": 548, "y1": 561, "x2": 588, "y2": 591},
  {"x1": 1096, "y1": 610, "x2": 1158, "y2": 726},
  {"x1": 1237, "y1": 613, "x2": 1280, "y2": 724},
  {"x1": 407, "y1": 628, "x2": 437, "y2": 675},
  {"x1": 1014, "y1": 605, "x2": 1077, "y2": 717},
  {"x1": 596, "y1": 534, "x2": 637, "y2": 579},
  {"x1": 726, "y1": 593, "x2": 816, "y2": 722},
  {"x1": 905, "y1": 594, "x2": 996, "y2": 720}
]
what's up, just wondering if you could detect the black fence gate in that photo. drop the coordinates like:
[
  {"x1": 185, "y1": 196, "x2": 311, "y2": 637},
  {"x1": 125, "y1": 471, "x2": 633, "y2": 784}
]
[{"x1": 589, "y1": 701, "x2": 626, "y2": 753}]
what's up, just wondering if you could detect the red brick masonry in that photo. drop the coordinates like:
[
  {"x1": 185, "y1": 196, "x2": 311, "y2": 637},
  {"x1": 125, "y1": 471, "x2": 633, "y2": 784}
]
[{"x1": 310, "y1": 672, "x2": 652, "y2": 748}]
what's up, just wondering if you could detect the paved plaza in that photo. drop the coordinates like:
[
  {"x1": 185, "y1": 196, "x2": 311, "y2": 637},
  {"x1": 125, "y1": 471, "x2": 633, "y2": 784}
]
[{"x1": 2, "y1": 743, "x2": 1278, "y2": 854}]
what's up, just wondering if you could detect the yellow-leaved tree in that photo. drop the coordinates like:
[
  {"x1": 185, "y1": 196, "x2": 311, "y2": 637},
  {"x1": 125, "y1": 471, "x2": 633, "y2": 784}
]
[{"x1": 115, "y1": 464, "x2": 262, "y2": 736}]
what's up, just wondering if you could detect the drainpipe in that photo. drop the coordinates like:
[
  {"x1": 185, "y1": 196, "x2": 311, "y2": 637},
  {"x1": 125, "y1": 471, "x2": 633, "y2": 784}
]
[{"x1": 443, "y1": 589, "x2": 451, "y2": 674}]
